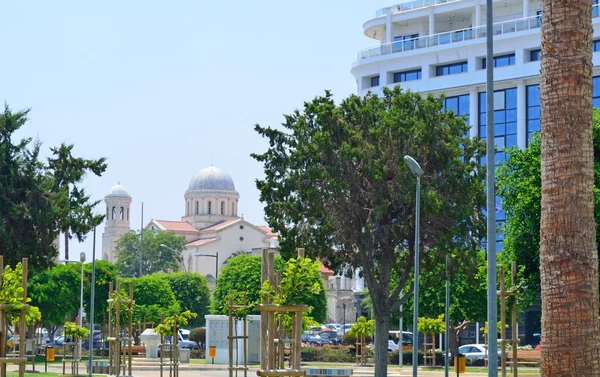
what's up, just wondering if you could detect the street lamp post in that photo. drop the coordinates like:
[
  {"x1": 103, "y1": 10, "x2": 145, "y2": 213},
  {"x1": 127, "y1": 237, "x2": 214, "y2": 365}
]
[
  {"x1": 79, "y1": 252, "x2": 86, "y2": 359},
  {"x1": 194, "y1": 252, "x2": 219, "y2": 280},
  {"x1": 160, "y1": 244, "x2": 188, "y2": 273},
  {"x1": 342, "y1": 302, "x2": 346, "y2": 335},
  {"x1": 404, "y1": 155, "x2": 423, "y2": 377}
]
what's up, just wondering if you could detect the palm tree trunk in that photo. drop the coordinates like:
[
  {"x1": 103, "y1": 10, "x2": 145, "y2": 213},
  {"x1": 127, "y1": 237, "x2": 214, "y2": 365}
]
[
  {"x1": 64, "y1": 231, "x2": 69, "y2": 261},
  {"x1": 539, "y1": 1, "x2": 599, "y2": 376}
]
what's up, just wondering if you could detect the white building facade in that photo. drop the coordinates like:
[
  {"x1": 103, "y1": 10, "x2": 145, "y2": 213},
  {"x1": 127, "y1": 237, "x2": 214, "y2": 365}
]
[
  {"x1": 352, "y1": 0, "x2": 600, "y2": 252},
  {"x1": 102, "y1": 167, "x2": 277, "y2": 280}
]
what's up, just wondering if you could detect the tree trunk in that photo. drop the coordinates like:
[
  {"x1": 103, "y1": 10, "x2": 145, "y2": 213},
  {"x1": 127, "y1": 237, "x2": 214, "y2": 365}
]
[
  {"x1": 539, "y1": 1, "x2": 600, "y2": 376},
  {"x1": 373, "y1": 312, "x2": 390, "y2": 377}
]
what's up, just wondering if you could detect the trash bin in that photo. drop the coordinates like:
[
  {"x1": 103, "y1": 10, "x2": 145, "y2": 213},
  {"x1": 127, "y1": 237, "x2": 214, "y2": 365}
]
[
  {"x1": 46, "y1": 345, "x2": 55, "y2": 362},
  {"x1": 454, "y1": 354, "x2": 465, "y2": 374}
]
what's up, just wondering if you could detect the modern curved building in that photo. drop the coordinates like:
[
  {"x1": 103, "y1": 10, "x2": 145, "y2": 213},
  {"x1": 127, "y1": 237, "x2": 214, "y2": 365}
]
[
  {"x1": 101, "y1": 166, "x2": 277, "y2": 280},
  {"x1": 352, "y1": 0, "x2": 600, "y2": 251}
]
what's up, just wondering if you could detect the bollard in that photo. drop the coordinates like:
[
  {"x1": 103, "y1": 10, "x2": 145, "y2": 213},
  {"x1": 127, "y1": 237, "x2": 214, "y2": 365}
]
[
  {"x1": 454, "y1": 354, "x2": 465, "y2": 376},
  {"x1": 209, "y1": 345, "x2": 216, "y2": 364}
]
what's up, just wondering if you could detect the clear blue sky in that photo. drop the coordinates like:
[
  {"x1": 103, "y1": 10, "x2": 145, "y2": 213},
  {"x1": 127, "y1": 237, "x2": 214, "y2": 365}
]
[{"x1": 0, "y1": 1, "x2": 379, "y2": 261}]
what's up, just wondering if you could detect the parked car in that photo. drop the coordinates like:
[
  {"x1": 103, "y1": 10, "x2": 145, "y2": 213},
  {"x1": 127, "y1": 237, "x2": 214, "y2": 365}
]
[
  {"x1": 306, "y1": 334, "x2": 332, "y2": 347},
  {"x1": 450, "y1": 344, "x2": 505, "y2": 363},
  {"x1": 388, "y1": 340, "x2": 399, "y2": 352},
  {"x1": 319, "y1": 331, "x2": 341, "y2": 345},
  {"x1": 322, "y1": 324, "x2": 342, "y2": 332},
  {"x1": 301, "y1": 330, "x2": 318, "y2": 343},
  {"x1": 337, "y1": 324, "x2": 353, "y2": 336},
  {"x1": 82, "y1": 331, "x2": 103, "y2": 349}
]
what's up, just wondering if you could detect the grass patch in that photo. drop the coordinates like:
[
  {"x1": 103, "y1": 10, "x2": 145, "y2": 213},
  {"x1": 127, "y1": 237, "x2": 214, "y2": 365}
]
[
  {"x1": 6, "y1": 373, "x2": 105, "y2": 377},
  {"x1": 190, "y1": 359, "x2": 206, "y2": 364}
]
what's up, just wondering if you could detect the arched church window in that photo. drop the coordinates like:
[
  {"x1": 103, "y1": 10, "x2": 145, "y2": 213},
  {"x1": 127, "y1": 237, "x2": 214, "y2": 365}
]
[
  {"x1": 195, "y1": 201, "x2": 199, "y2": 215},
  {"x1": 106, "y1": 207, "x2": 109, "y2": 219},
  {"x1": 221, "y1": 201, "x2": 224, "y2": 215},
  {"x1": 232, "y1": 203, "x2": 235, "y2": 215},
  {"x1": 127, "y1": 207, "x2": 130, "y2": 221},
  {"x1": 208, "y1": 201, "x2": 212, "y2": 215},
  {"x1": 120, "y1": 207, "x2": 124, "y2": 220},
  {"x1": 112, "y1": 206, "x2": 116, "y2": 220}
]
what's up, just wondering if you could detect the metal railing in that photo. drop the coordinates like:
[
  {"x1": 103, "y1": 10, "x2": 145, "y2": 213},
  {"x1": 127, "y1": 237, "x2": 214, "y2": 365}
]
[
  {"x1": 362, "y1": 4, "x2": 600, "y2": 61},
  {"x1": 375, "y1": 0, "x2": 462, "y2": 17}
]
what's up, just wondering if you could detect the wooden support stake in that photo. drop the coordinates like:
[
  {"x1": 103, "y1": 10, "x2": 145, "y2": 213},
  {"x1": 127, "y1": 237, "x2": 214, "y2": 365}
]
[
  {"x1": 500, "y1": 266, "x2": 506, "y2": 377},
  {"x1": 260, "y1": 248, "x2": 268, "y2": 370},
  {"x1": 229, "y1": 295, "x2": 233, "y2": 377}
]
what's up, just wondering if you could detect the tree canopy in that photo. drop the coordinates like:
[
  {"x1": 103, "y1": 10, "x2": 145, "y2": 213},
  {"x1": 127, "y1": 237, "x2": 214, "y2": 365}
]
[
  {"x1": 122, "y1": 275, "x2": 180, "y2": 325},
  {"x1": 115, "y1": 229, "x2": 185, "y2": 277},
  {"x1": 252, "y1": 87, "x2": 486, "y2": 375},
  {"x1": 154, "y1": 272, "x2": 210, "y2": 327},
  {"x1": 497, "y1": 109, "x2": 600, "y2": 305},
  {"x1": 211, "y1": 254, "x2": 327, "y2": 324},
  {"x1": 0, "y1": 104, "x2": 107, "y2": 269},
  {"x1": 47, "y1": 143, "x2": 107, "y2": 260}
]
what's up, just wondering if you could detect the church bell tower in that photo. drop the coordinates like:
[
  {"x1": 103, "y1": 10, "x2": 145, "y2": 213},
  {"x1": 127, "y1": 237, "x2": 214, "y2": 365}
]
[{"x1": 102, "y1": 183, "x2": 132, "y2": 263}]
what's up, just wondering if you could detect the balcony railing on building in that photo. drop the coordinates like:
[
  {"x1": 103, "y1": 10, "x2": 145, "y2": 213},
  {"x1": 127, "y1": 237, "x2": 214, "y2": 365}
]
[
  {"x1": 360, "y1": 5, "x2": 599, "y2": 60},
  {"x1": 375, "y1": 0, "x2": 462, "y2": 17}
]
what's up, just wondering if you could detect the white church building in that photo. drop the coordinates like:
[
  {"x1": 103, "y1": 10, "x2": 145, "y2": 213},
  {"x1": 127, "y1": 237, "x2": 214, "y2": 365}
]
[{"x1": 101, "y1": 166, "x2": 277, "y2": 280}]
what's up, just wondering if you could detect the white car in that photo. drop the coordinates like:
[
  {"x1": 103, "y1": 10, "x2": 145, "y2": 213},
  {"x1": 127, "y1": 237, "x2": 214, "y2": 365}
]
[
  {"x1": 388, "y1": 340, "x2": 399, "y2": 352},
  {"x1": 456, "y1": 344, "x2": 503, "y2": 362}
]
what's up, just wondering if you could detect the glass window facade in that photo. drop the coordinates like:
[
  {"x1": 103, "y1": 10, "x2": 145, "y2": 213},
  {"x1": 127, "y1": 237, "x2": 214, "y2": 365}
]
[
  {"x1": 529, "y1": 49, "x2": 541, "y2": 62},
  {"x1": 370, "y1": 76, "x2": 380, "y2": 88},
  {"x1": 594, "y1": 40, "x2": 600, "y2": 52},
  {"x1": 482, "y1": 54, "x2": 516, "y2": 69},
  {"x1": 393, "y1": 69, "x2": 422, "y2": 83},
  {"x1": 436, "y1": 62, "x2": 468, "y2": 76},
  {"x1": 478, "y1": 88, "x2": 518, "y2": 166},
  {"x1": 594, "y1": 76, "x2": 600, "y2": 108},
  {"x1": 443, "y1": 94, "x2": 470, "y2": 123},
  {"x1": 526, "y1": 85, "x2": 540, "y2": 144}
]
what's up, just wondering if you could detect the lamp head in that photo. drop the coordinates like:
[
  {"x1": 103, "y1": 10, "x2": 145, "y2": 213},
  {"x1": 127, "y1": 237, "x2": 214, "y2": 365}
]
[
  {"x1": 403, "y1": 155, "x2": 424, "y2": 176},
  {"x1": 80, "y1": 252, "x2": 86, "y2": 263}
]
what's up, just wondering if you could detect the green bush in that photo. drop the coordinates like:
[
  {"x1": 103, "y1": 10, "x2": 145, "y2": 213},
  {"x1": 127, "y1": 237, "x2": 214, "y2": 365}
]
[
  {"x1": 190, "y1": 348, "x2": 205, "y2": 359},
  {"x1": 341, "y1": 332, "x2": 372, "y2": 346},
  {"x1": 301, "y1": 346, "x2": 355, "y2": 363},
  {"x1": 314, "y1": 348, "x2": 354, "y2": 363},
  {"x1": 301, "y1": 346, "x2": 316, "y2": 361},
  {"x1": 189, "y1": 327, "x2": 206, "y2": 345}
]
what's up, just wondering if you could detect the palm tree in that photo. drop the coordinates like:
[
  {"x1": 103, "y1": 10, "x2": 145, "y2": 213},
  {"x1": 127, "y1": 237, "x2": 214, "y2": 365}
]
[{"x1": 539, "y1": 1, "x2": 600, "y2": 376}]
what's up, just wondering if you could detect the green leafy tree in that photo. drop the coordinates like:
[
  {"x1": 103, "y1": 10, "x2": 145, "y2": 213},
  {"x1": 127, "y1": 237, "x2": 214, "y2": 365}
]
[
  {"x1": 47, "y1": 143, "x2": 107, "y2": 260},
  {"x1": 155, "y1": 272, "x2": 210, "y2": 327},
  {"x1": 211, "y1": 254, "x2": 327, "y2": 324},
  {"x1": 28, "y1": 263, "x2": 80, "y2": 340},
  {"x1": 252, "y1": 87, "x2": 486, "y2": 376},
  {"x1": 82, "y1": 260, "x2": 118, "y2": 322},
  {"x1": 0, "y1": 105, "x2": 60, "y2": 269},
  {"x1": 497, "y1": 110, "x2": 600, "y2": 306},
  {"x1": 122, "y1": 275, "x2": 180, "y2": 325},
  {"x1": 115, "y1": 230, "x2": 185, "y2": 277}
]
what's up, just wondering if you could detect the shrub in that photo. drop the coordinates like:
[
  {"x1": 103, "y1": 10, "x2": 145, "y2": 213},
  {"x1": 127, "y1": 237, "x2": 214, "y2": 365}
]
[
  {"x1": 190, "y1": 348, "x2": 205, "y2": 359},
  {"x1": 314, "y1": 348, "x2": 354, "y2": 363},
  {"x1": 387, "y1": 350, "x2": 445, "y2": 365},
  {"x1": 189, "y1": 328, "x2": 206, "y2": 345},
  {"x1": 301, "y1": 346, "x2": 316, "y2": 361},
  {"x1": 341, "y1": 332, "x2": 372, "y2": 346}
]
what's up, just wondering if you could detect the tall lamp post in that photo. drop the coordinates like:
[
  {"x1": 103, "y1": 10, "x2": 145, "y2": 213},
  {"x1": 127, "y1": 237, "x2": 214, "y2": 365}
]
[
  {"x1": 194, "y1": 252, "x2": 219, "y2": 281},
  {"x1": 160, "y1": 244, "x2": 189, "y2": 273},
  {"x1": 404, "y1": 155, "x2": 423, "y2": 377},
  {"x1": 79, "y1": 252, "x2": 86, "y2": 359}
]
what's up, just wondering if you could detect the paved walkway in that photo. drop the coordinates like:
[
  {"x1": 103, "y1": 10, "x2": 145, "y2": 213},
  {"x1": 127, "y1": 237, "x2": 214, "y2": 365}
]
[{"x1": 7, "y1": 362, "x2": 537, "y2": 377}]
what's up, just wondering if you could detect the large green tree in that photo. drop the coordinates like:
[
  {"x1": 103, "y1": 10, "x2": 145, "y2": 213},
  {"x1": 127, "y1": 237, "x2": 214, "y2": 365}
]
[
  {"x1": 0, "y1": 105, "x2": 60, "y2": 269},
  {"x1": 115, "y1": 229, "x2": 185, "y2": 277},
  {"x1": 28, "y1": 263, "x2": 80, "y2": 340},
  {"x1": 211, "y1": 254, "x2": 327, "y2": 324},
  {"x1": 155, "y1": 272, "x2": 210, "y2": 327},
  {"x1": 497, "y1": 111, "x2": 600, "y2": 306},
  {"x1": 252, "y1": 88, "x2": 486, "y2": 376},
  {"x1": 47, "y1": 143, "x2": 107, "y2": 260},
  {"x1": 122, "y1": 275, "x2": 180, "y2": 325}
]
